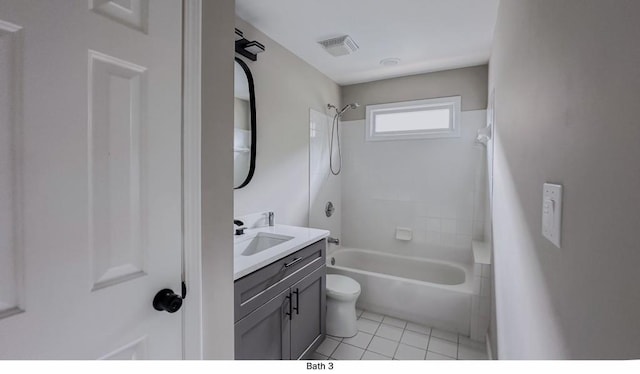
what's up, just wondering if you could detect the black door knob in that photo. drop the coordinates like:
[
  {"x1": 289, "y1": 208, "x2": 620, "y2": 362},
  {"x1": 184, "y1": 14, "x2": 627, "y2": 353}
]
[{"x1": 153, "y1": 288, "x2": 183, "y2": 313}]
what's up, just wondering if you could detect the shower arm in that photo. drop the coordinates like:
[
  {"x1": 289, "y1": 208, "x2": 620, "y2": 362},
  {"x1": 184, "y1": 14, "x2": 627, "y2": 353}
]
[{"x1": 327, "y1": 103, "x2": 360, "y2": 116}]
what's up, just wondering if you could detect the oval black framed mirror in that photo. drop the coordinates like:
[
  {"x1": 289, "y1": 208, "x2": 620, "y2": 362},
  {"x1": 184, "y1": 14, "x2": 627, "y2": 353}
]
[{"x1": 234, "y1": 57, "x2": 256, "y2": 189}]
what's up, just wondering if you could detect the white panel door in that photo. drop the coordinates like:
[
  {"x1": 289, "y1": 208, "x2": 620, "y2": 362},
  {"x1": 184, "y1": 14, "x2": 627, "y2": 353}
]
[{"x1": 0, "y1": 0, "x2": 183, "y2": 359}]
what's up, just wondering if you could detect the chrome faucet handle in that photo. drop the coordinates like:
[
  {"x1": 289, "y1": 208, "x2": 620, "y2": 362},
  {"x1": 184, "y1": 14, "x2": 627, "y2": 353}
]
[{"x1": 268, "y1": 211, "x2": 275, "y2": 226}]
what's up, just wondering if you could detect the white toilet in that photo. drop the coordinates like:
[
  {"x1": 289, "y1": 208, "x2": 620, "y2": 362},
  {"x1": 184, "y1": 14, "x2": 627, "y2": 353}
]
[{"x1": 325, "y1": 274, "x2": 361, "y2": 338}]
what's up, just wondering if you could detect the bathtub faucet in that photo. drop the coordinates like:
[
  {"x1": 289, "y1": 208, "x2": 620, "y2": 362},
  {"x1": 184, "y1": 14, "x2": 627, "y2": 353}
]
[{"x1": 327, "y1": 237, "x2": 340, "y2": 245}]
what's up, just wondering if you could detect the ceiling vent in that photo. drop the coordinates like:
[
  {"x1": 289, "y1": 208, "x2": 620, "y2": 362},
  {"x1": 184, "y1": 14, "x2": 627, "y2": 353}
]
[{"x1": 318, "y1": 35, "x2": 359, "y2": 57}]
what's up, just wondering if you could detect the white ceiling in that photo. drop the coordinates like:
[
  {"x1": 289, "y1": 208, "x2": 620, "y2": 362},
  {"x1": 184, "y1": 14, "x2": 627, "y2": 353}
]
[{"x1": 236, "y1": 0, "x2": 500, "y2": 85}]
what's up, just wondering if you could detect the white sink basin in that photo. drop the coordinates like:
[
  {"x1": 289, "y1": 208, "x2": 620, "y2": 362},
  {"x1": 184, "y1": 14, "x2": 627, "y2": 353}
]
[
  {"x1": 237, "y1": 232, "x2": 294, "y2": 256},
  {"x1": 233, "y1": 224, "x2": 330, "y2": 280}
]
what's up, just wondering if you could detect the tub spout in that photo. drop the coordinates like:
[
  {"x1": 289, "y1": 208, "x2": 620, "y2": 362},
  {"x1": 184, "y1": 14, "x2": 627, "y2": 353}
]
[{"x1": 328, "y1": 237, "x2": 340, "y2": 245}]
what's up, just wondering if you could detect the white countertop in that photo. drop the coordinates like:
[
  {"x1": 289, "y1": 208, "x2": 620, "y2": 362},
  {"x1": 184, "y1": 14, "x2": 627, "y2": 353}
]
[{"x1": 233, "y1": 224, "x2": 330, "y2": 280}]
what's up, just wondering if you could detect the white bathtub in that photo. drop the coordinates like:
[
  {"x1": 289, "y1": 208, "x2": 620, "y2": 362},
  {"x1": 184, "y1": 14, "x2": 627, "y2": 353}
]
[{"x1": 327, "y1": 247, "x2": 474, "y2": 334}]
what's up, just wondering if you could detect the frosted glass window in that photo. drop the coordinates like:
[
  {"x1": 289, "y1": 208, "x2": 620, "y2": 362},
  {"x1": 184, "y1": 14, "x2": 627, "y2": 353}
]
[
  {"x1": 375, "y1": 108, "x2": 450, "y2": 132},
  {"x1": 365, "y1": 96, "x2": 461, "y2": 141}
]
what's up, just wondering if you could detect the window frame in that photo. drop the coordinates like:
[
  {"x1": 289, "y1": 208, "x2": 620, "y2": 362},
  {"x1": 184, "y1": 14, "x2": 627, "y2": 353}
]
[{"x1": 365, "y1": 96, "x2": 461, "y2": 142}]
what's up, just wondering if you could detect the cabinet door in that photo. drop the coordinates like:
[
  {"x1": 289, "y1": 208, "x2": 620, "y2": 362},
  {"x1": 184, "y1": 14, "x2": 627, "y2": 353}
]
[
  {"x1": 235, "y1": 288, "x2": 292, "y2": 360},
  {"x1": 290, "y1": 265, "x2": 326, "y2": 359}
]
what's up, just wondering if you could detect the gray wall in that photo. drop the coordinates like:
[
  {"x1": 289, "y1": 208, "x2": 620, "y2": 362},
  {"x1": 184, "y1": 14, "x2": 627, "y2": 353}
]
[
  {"x1": 341, "y1": 65, "x2": 488, "y2": 121},
  {"x1": 233, "y1": 17, "x2": 341, "y2": 226},
  {"x1": 202, "y1": 0, "x2": 235, "y2": 359},
  {"x1": 490, "y1": 0, "x2": 640, "y2": 359}
]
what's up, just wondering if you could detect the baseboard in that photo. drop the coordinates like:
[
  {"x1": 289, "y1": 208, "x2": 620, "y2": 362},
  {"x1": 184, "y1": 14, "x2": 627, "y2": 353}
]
[
  {"x1": 299, "y1": 333, "x2": 325, "y2": 360},
  {"x1": 485, "y1": 333, "x2": 494, "y2": 360}
]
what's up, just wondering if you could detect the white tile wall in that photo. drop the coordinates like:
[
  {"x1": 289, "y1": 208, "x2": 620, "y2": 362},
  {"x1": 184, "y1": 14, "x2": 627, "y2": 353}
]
[
  {"x1": 340, "y1": 110, "x2": 487, "y2": 257},
  {"x1": 470, "y1": 260, "x2": 492, "y2": 342},
  {"x1": 309, "y1": 109, "x2": 342, "y2": 250},
  {"x1": 309, "y1": 109, "x2": 493, "y2": 352}
]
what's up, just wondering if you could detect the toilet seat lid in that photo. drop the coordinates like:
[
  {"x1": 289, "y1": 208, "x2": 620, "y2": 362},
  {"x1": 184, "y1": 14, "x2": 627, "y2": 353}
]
[{"x1": 326, "y1": 274, "x2": 360, "y2": 296}]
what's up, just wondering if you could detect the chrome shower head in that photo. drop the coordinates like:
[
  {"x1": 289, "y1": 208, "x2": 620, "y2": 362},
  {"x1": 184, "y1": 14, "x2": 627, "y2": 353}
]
[
  {"x1": 326, "y1": 102, "x2": 359, "y2": 176},
  {"x1": 337, "y1": 102, "x2": 359, "y2": 115}
]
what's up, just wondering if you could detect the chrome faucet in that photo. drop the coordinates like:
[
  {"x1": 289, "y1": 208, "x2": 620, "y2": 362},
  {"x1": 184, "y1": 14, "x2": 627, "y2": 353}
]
[
  {"x1": 327, "y1": 237, "x2": 340, "y2": 245},
  {"x1": 268, "y1": 211, "x2": 274, "y2": 226}
]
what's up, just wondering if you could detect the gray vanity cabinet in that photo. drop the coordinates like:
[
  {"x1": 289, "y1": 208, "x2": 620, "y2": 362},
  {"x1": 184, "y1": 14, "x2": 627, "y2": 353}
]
[
  {"x1": 290, "y1": 266, "x2": 326, "y2": 359},
  {"x1": 234, "y1": 239, "x2": 326, "y2": 360},
  {"x1": 234, "y1": 288, "x2": 292, "y2": 359}
]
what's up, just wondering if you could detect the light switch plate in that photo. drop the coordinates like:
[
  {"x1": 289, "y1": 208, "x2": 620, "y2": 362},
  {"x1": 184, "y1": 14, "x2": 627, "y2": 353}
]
[{"x1": 542, "y1": 183, "x2": 562, "y2": 248}]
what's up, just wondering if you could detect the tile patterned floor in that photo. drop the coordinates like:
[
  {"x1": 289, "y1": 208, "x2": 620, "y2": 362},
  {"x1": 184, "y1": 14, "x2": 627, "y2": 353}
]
[{"x1": 311, "y1": 309, "x2": 488, "y2": 360}]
